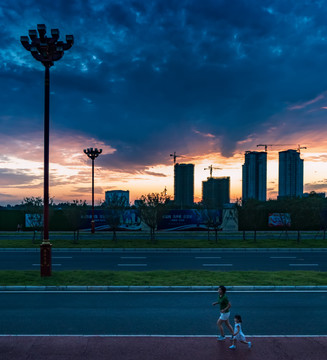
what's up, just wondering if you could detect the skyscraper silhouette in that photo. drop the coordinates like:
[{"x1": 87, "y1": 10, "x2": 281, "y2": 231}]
[
  {"x1": 174, "y1": 163, "x2": 194, "y2": 207},
  {"x1": 242, "y1": 151, "x2": 267, "y2": 202},
  {"x1": 202, "y1": 177, "x2": 230, "y2": 209},
  {"x1": 278, "y1": 150, "x2": 303, "y2": 198}
]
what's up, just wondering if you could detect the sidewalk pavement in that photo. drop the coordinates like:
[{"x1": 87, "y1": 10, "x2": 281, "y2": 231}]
[{"x1": 1, "y1": 336, "x2": 326, "y2": 360}]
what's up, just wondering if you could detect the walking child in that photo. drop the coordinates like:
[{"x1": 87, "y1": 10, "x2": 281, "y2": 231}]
[{"x1": 229, "y1": 314, "x2": 252, "y2": 349}]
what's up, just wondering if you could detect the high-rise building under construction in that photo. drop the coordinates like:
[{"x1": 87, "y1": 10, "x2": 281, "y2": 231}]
[
  {"x1": 242, "y1": 151, "x2": 267, "y2": 202},
  {"x1": 174, "y1": 163, "x2": 194, "y2": 207},
  {"x1": 278, "y1": 149, "x2": 303, "y2": 198},
  {"x1": 202, "y1": 177, "x2": 230, "y2": 209}
]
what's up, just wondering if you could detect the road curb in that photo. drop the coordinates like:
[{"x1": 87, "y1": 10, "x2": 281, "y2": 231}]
[{"x1": 1, "y1": 285, "x2": 327, "y2": 292}]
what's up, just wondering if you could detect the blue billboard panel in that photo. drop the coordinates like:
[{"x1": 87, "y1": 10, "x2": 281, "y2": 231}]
[
  {"x1": 158, "y1": 209, "x2": 221, "y2": 231},
  {"x1": 81, "y1": 209, "x2": 142, "y2": 231},
  {"x1": 268, "y1": 213, "x2": 291, "y2": 228}
]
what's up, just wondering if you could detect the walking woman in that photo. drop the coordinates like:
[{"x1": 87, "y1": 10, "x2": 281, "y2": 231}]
[{"x1": 212, "y1": 285, "x2": 234, "y2": 340}]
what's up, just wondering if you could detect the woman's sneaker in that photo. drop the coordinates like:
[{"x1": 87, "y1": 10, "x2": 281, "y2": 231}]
[
  {"x1": 217, "y1": 335, "x2": 226, "y2": 340},
  {"x1": 229, "y1": 345, "x2": 236, "y2": 349}
]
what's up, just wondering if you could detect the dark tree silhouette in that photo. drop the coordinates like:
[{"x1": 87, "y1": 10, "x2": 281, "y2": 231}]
[
  {"x1": 103, "y1": 194, "x2": 128, "y2": 242},
  {"x1": 63, "y1": 200, "x2": 88, "y2": 243},
  {"x1": 200, "y1": 202, "x2": 221, "y2": 243},
  {"x1": 138, "y1": 192, "x2": 170, "y2": 243},
  {"x1": 21, "y1": 197, "x2": 43, "y2": 243}
]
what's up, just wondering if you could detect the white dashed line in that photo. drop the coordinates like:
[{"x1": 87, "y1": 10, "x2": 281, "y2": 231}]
[
  {"x1": 289, "y1": 264, "x2": 318, "y2": 267},
  {"x1": 117, "y1": 264, "x2": 148, "y2": 267},
  {"x1": 202, "y1": 264, "x2": 233, "y2": 267},
  {"x1": 32, "y1": 264, "x2": 62, "y2": 266}
]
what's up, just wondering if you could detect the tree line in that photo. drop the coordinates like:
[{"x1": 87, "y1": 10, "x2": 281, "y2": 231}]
[{"x1": 1, "y1": 192, "x2": 326, "y2": 243}]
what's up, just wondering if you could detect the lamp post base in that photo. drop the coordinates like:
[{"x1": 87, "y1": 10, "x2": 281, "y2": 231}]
[
  {"x1": 91, "y1": 220, "x2": 95, "y2": 234},
  {"x1": 40, "y1": 242, "x2": 52, "y2": 277}
]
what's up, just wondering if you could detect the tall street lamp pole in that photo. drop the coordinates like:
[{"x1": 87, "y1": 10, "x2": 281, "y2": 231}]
[
  {"x1": 84, "y1": 148, "x2": 102, "y2": 234},
  {"x1": 21, "y1": 24, "x2": 73, "y2": 277}
]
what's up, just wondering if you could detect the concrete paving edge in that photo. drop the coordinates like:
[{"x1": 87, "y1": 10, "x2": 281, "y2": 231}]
[{"x1": 1, "y1": 285, "x2": 327, "y2": 291}]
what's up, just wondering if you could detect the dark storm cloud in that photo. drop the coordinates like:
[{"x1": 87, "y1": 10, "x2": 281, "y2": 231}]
[
  {"x1": 2, "y1": 0, "x2": 327, "y2": 170},
  {"x1": 0, "y1": 169, "x2": 38, "y2": 186}
]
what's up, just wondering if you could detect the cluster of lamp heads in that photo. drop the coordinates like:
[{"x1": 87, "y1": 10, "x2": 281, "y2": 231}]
[
  {"x1": 20, "y1": 24, "x2": 74, "y2": 68},
  {"x1": 84, "y1": 148, "x2": 103, "y2": 160}
]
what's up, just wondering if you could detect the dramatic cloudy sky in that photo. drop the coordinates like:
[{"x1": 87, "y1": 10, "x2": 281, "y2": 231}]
[{"x1": 1, "y1": 0, "x2": 327, "y2": 205}]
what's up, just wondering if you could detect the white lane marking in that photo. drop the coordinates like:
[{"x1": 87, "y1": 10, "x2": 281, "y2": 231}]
[
  {"x1": 117, "y1": 264, "x2": 148, "y2": 267},
  {"x1": 202, "y1": 264, "x2": 233, "y2": 267},
  {"x1": 289, "y1": 264, "x2": 318, "y2": 266},
  {"x1": 53, "y1": 257, "x2": 73, "y2": 259},
  {"x1": 270, "y1": 256, "x2": 296, "y2": 259},
  {"x1": 120, "y1": 257, "x2": 147, "y2": 259},
  {"x1": 32, "y1": 264, "x2": 62, "y2": 266},
  {"x1": 195, "y1": 257, "x2": 222, "y2": 259}
]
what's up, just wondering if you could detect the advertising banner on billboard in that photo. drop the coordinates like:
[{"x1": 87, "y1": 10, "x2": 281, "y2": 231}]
[
  {"x1": 158, "y1": 209, "x2": 221, "y2": 231},
  {"x1": 268, "y1": 213, "x2": 291, "y2": 228},
  {"x1": 25, "y1": 214, "x2": 43, "y2": 228},
  {"x1": 81, "y1": 209, "x2": 142, "y2": 231}
]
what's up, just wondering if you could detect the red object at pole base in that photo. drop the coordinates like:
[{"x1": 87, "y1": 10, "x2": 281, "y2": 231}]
[{"x1": 40, "y1": 242, "x2": 52, "y2": 277}]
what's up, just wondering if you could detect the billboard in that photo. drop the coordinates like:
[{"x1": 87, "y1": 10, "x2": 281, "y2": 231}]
[
  {"x1": 158, "y1": 209, "x2": 221, "y2": 231},
  {"x1": 268, "y1": 213, "x2": 291, "y2": 228},
  {"x1": 81, "y1": 209, "x2": 142, "y2": 231},
  {"x1": 25, "y1": 214, "x2": 43, "y2": 228}
]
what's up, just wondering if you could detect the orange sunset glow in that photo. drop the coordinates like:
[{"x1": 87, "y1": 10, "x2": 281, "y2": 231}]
[{"x1": 1, "y1": 128, "x2": 327, "y2": 206}]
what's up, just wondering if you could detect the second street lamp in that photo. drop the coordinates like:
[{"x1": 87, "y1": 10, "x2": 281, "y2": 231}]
[
  {"x1": 20, "y1": 24, "x2": 74, "y2": 277},
  {"x1": 84, "y1": 148, "x2": 102, "y2": 234}
]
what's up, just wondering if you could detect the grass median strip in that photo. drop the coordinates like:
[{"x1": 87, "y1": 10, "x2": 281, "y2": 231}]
[{"x1": 0, "y1": 270, "x2": 326, "y2": 286}]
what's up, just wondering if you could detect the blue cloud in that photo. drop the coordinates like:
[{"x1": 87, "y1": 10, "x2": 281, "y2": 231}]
[{"x1": 1, "y1": 0, "x2": 327, "y2": 168}]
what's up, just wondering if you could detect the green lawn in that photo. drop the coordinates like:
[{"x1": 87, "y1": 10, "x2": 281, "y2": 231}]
[{"x1": 0, "y1": 270, "x2": 326, "y2": 286}]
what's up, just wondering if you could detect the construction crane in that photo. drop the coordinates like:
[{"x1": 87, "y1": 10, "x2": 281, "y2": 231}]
[
  {"x1": 170, "y1": 152, "x2": 182, "y2": 164},
  {"x1": 296, "y1": 144, "x2": 307, "y2": 153},
  {"x1": 256, "y1": 144, "x2": 292, "y2": 152},
  {"x1": 204, "y1": 165, "x2": 222, "y2": 178},
  {"x1": 257, "y1": 144, "x2": 273, "y2": 152},
  {"x1": 256, "y1": 144, "x2": 307, "y2": 153}
]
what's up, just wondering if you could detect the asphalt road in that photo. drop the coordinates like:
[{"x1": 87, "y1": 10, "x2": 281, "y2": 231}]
[
  {"x1": 0, "y1": 291, "x2": 326, "y2": 335},
  {"x1": 0, "y1": 249, "x2": 326, "y2": 271}
]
